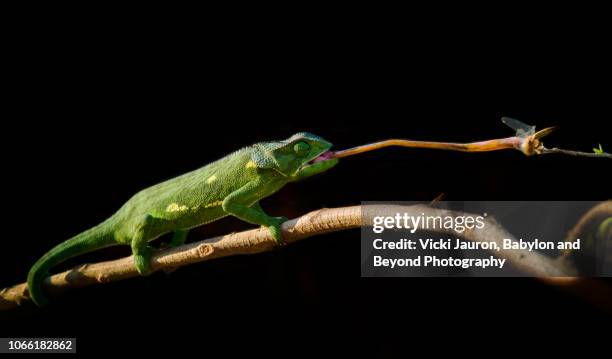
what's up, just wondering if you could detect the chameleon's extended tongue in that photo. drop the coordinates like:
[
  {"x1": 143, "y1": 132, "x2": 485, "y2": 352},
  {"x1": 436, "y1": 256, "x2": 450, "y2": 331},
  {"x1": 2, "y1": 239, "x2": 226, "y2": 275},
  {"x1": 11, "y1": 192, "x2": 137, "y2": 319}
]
[
  {"x1": 332, "y1": 118, "x2": 559, "y2": 159},
  {"x1": 332, "y1": 138, "x2": 519, "y2": 158}
]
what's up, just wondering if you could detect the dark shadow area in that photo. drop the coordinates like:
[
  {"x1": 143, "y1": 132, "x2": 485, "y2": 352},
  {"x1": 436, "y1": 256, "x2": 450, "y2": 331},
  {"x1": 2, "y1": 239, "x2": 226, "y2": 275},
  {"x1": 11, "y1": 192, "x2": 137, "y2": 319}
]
[{"x1": 2, "y1": 9, "x2": 611, "y2": 357}]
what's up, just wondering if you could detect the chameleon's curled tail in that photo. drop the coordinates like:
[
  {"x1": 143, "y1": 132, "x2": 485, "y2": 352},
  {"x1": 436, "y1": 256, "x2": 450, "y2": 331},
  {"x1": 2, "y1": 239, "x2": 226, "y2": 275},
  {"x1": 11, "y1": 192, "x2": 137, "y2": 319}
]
[{"x1": 27, "y1": 222, "x2": 116, "y2": 306}]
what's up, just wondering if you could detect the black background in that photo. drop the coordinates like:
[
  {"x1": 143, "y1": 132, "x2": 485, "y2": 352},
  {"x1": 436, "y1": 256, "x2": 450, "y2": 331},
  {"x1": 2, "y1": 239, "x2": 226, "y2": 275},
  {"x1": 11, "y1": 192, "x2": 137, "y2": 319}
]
[{"x1": 2, "y1": 6, "x2": 611, "y2": 357}]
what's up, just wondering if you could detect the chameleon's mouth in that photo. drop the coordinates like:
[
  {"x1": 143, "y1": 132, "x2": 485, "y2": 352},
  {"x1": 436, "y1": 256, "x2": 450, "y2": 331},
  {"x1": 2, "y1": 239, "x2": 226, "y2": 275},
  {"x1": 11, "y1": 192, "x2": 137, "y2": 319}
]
[{"x1": 306, "y1": 150, "x2": 335, "y2": 165}]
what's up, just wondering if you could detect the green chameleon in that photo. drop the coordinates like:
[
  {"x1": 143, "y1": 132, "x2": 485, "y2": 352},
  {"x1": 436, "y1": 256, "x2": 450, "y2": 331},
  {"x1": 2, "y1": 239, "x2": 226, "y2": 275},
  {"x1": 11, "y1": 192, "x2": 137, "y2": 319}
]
[{"x1": 27, "y1": 132, "x2": 338, "y2": 306}]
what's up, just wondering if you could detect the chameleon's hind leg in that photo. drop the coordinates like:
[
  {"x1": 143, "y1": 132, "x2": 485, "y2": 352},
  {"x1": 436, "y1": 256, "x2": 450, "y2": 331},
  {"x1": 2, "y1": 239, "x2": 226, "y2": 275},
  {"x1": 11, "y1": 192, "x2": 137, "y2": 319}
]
[
  {"x1": 159, "y1": 229, "x2": 189, "y2": 250},
  {"x1": 168, "y1": 229, "x2": 189, "y2": 248},
  {"x1": 131, "y1": 214, "x2": 157, "y2": 276},
  {"x1": 162, "y1": 229, "x2": 190, "y2": 274}
]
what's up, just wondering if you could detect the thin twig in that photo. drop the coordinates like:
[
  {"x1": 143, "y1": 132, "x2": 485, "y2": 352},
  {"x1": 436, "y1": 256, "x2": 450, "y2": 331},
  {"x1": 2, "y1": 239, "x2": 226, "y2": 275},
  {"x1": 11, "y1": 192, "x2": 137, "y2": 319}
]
[{"x1": 541, "y1": 147, "x2": 612, "y2": 159}]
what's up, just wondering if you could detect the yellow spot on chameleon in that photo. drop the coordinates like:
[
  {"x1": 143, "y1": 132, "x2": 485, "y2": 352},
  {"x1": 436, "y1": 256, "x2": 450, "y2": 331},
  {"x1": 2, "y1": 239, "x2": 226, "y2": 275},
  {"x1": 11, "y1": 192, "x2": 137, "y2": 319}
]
[
  {"x1": 204, "y1": 200, "x2": 223, "y2": 208},
  {"x1": 207, "y1": 175, "x2": 217, "y2": 183},
  {"x1": 245, "y1": 160, "x2": 257, "y2": 169},
  {"x1": 166, "y1": 203, "x2": 189, "y2": 212}
]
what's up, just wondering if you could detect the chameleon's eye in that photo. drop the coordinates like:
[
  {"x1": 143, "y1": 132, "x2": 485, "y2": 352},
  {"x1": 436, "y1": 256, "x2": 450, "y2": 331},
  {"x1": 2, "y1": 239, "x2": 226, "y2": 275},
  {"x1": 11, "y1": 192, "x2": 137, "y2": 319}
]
[{"x1": 293, "y1": 141, "x2": 310, "y2": 155}]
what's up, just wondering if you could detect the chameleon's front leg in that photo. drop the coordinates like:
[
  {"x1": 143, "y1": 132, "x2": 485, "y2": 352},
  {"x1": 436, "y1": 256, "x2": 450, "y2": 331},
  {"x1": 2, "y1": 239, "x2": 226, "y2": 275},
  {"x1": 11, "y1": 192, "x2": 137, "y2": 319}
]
[
  {"x1": 252, "y1": 201, "x2": 288, "y2": 232},
  {"x1": 222, "y1": 181, "x2": 287, "y2": 245}
]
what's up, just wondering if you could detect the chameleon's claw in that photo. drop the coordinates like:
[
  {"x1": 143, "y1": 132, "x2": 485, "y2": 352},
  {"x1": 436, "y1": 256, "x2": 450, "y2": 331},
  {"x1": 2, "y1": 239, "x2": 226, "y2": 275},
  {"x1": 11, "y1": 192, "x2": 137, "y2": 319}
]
[
  {"x1": 134, "y1": 246, "x2": 154, "y2": 276},
  {"x1": 268, "y1": 216, "x2": 288, "y2": 246}
]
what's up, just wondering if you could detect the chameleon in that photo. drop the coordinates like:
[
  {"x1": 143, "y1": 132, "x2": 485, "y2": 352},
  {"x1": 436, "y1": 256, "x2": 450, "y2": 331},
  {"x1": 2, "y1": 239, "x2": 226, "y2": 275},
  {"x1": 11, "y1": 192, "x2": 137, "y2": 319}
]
[{"x1": 27, "y1": 132, "x2": 338, "y2": 306}]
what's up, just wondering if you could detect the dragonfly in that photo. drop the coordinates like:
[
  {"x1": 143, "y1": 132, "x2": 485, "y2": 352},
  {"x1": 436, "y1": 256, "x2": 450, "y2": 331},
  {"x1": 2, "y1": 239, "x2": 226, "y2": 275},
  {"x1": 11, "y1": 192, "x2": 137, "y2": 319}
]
[
  {"x1": 501, "y1": 117, "x2": 537, "y2": 137},
  {"x1": 333, "y1": 117, "x2": 557, "y2": 159}
]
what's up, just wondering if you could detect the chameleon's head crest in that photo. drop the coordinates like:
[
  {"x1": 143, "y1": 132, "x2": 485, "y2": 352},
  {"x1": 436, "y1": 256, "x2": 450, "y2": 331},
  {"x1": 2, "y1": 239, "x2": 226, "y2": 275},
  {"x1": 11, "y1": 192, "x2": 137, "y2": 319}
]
[{"x1": 251, "y1": 132, "x2": 334, "y2": 176}]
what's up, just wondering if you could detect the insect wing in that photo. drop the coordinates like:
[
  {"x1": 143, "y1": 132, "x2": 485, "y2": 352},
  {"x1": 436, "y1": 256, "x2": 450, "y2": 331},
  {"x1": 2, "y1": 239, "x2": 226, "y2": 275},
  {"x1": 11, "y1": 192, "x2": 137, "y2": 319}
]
[{"x1": 501, "y1": 117, "x2": 536, "y2": 137}]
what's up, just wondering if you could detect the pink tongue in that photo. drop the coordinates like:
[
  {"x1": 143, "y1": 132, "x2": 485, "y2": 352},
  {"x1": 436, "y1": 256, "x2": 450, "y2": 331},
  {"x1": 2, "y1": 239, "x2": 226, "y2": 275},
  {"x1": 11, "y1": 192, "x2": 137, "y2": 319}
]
[{"x1": 312, "y1": 151, "x2": 334, "y2": 163}]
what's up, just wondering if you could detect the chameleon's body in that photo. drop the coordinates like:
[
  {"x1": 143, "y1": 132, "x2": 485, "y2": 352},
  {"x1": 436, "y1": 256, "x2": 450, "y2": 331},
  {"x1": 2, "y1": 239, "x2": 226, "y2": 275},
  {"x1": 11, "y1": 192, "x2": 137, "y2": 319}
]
[{"x1": 28, "y1": 132, "x2": 338, "y2": 306}]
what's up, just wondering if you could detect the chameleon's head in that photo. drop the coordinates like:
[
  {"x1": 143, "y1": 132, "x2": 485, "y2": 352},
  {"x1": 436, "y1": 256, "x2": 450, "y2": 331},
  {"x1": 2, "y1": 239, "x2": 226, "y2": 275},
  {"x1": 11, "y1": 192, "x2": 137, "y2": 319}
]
[{"x1": 252, "y1": 132, "x2": 338, "y2": 177}]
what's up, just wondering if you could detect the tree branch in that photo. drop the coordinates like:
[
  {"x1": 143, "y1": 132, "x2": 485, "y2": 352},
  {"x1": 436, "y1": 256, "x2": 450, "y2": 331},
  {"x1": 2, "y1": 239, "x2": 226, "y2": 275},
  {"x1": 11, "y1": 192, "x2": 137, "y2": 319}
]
[{"x1": 1, "y1": 203, "x2": 609, "y2": 311}]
